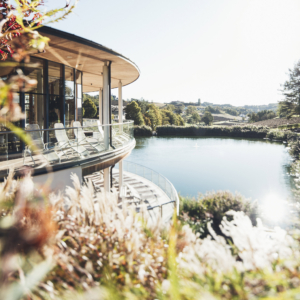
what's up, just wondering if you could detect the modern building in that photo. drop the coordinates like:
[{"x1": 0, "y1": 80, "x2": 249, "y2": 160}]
[
  {"x1": 0, "y1": 26, "x2": 178, "y2": 220},
  {"x1": 0, "y1": 26, "x2": 140, "y2": 191}
]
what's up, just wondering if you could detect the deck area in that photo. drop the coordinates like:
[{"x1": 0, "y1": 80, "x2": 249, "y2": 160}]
[
  {"x1": 0, "y1": 137, "x2": 134, "y2": 179},
  {"x1": 84, "y1": 169, "x2": 175, "y2": 223}
]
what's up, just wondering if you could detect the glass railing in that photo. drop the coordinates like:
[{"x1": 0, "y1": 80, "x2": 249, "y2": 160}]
[
  {"x1": 0, "y1": 121, "x2": 134, "y2": 174},
  {"x1": 116, "y1": 161, "x2": 179, "y2": 217}
]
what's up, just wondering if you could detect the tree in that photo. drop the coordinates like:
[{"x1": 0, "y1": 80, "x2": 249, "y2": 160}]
[
  {"x1": 202, "y1": 111, "x2": 214, "y2": 125},
  {"x1": 144, "y1": 104, "x2": 162, "y2": 130},
  {"x1": 125, "y1": 101, "x2": 144, "y2": 125},
  {"x1": 186, "y1": 106, "x2": 197, "y2": 115},
  {"x1": 160, "y1": 109, "x2": 179, "y2": 125},
  {"x1": 279, "y1": 60, "x2": 300, "y2": 118},
  {"x1": 174, "y1": 104, "x2": 185, "y2": 114},
  {"x1": 84, "y1": 93, "x2": 98, "y2": 107},
  {"x1": 176, "y1": 114, "x2": 185, "y2": 126},
  {"x1": 205, "y1": 106, "x2": 221, "y2": 114},
  {"x1": 165, "y1": 104, "x2": 175, "y2": 112},
  {"x1": 83, "y1": 99, "x2": 97, "y2": 118},
  {"x1": 191, "y1": 112, "x2": 201, "y2": 124},
  {"x1": 278, "y1": 101, "x2": 295, "y2": 118},
  {"x1": 248, "y1": 110, "x2": 276, "y2": 123},
  {"x1": 136, "y1": 99, "x2": 148, "y2": 114}
]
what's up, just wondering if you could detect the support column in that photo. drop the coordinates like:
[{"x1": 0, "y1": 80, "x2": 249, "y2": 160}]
[
  {"x1": 118, "y1": 80, "x2": 123, "y2": 125},
  {"x1": 103, "y1": 62, "x2": 109, "y2": 150},
  {"x1": 103, "y1": 62, "x2": 110, "y2": 192},
  {"x1": 118, "y1": 80, "x2": 123, "y2": 194},
  {"x1": 99, "y1": 87, "x2": 103, "y2": 124}
]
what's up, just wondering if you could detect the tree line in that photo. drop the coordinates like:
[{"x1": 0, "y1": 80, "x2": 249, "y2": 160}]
[{"x1": 125, "y1": 101, "x2": 185, "y2": 130}]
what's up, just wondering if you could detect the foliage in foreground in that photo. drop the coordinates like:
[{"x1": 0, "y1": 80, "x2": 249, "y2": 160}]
[
  {"x1": 179, "y1": 191, "x2": 258, "y2": 239},
  {"x1": 2, "y1": 175, "x2": 300, "y2": 299}
]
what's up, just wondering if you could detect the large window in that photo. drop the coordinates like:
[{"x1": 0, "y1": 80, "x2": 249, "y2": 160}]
[
  {"x1": 0, "y1": 58, "x2": 84, "y2": 148},
  {"x1": 24, "y1": 57, "x2": 46, "y2": 129},
  {"x1": 48, "y1": 62, "x2": 64, "y2": 128}
]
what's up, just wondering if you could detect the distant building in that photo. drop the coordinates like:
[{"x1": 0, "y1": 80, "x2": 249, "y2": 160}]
[{"x1": 198, "y1": 99, "x2": 201, "y2": 105}]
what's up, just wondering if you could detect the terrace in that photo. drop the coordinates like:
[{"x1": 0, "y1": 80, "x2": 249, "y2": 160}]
[{"x1": 0, "y1": 121, "x2": 134, "y2": 180}]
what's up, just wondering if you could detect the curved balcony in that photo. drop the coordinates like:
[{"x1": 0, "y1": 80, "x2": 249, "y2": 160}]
[{"x1": 0, "y1": 121, "x2": 135, "y2": 188}]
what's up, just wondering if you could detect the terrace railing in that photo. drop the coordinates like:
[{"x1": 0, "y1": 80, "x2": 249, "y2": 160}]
[
  {"x1": 0, "y1": 120, "x2": 134, "y2": 174},
  {"x1": 116, "y1": 161, "x2": 180, "y2": 217}
]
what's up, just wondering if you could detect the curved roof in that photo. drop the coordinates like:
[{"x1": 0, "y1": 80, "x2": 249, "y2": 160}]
[{"x1": 33, "y1": 26, "x2": 140, "y2": 92}]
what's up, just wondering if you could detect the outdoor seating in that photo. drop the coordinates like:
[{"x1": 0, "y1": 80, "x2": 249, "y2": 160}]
[
  {"x1": 54, "y1": 123, "x2": 90, "y2": 158},
  {"x1": 23, "y1": 124, "x2": 62, "y2": 166},
  {"x1": 73, "y1": 121, "x2": 105, "y2": 153},
  {"x1": 95, "y1": 120, "x2": 125, "y2": 147}
]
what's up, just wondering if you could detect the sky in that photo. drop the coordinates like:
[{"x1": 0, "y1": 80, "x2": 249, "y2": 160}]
[{"x1": 46, "y1": 0, "x2": 300, "y2": 106}]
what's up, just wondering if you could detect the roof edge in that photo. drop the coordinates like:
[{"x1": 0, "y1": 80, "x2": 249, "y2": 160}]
[{"x1": 38, "y1": 26, "x2": 140, "y2": 75}]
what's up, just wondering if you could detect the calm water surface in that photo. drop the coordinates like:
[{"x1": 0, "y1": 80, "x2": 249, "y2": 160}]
[{"x1": 125, "y1": 136, "x2": 294, "y2": 202}]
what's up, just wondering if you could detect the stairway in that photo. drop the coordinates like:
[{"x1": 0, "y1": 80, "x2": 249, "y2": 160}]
[{"x1": 84, "y1": 170, "x2": 174, "y2": 223}]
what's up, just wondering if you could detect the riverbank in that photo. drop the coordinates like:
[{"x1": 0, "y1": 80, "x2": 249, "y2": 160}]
[{"x1": 135, "y1": 124, "x2": 300, "y2": 141}]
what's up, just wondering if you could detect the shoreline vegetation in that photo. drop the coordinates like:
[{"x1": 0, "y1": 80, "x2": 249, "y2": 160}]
[{"x1": 134, "y1": 124, "x2": 300, "y2": 141}]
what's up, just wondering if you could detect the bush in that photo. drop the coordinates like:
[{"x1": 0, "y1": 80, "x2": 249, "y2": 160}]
[
  {"x1": 156, "y1": 125, "x2": 270, "y2": 138},
  {"x1": 134, "y1": 125, "x2": 152, "y2": 136},
  {"x1": 179, "y1": 191, "x2": 258, "y2": 239}
]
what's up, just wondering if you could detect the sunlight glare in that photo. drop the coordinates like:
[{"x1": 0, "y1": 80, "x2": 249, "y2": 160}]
[{"x1": 260, "y1": 194, "x2": 287, "y2": 223}]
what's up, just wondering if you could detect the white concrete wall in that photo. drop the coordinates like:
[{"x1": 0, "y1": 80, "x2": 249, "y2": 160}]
[{"x1": 32, "y1": 166, "x2": 82, "y2": 193}]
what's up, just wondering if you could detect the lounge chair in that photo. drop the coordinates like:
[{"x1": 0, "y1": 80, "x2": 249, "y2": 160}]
[
  {"x1": 23, "y1": 124, "x2": 62, "y2": 166},
  {"x1": 73, "y1": 121, "x2": 105, "y2": 153},
  {"x1": 95, "y1": 120, "x2": 125, "y2": 147},
  {"x1": 54, "y1": 123, "x2": 90, "y2": 158}
]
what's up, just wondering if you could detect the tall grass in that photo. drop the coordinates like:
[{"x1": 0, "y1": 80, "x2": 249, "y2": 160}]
[{"x1": 2, "y1": 173, "x2": 300, "y2": 299}]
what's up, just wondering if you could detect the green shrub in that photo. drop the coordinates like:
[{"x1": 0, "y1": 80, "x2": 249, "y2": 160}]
[
  {"x1": 179, "y1": 191, "x2": 258, "y2": 239},
  {"x1": 134, "y1": 125, "x2": 152, "y2": 136},
  {"x1": 156, "y1": 125, "x2": 269, "y2": 138}
]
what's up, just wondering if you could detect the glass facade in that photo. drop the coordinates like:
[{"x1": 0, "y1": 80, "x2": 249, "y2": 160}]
[{"x1": 0, "y1": 57, "x2": 83, "y2": 155}]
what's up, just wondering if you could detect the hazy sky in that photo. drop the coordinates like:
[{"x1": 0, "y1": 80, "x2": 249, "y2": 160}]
[{"x1": 47, "y1": 0, "x2": 300, "y2": 106}]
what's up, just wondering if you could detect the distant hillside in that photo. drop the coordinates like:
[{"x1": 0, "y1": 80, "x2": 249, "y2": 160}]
[
  {"x1": 168, "y1": 100, "x2": 277, "y2": 112},
  {"x1": 202, "y1": 102, "x2": 278, "y2": 112}
]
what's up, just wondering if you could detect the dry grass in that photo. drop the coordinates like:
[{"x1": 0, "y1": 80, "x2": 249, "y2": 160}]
[{"x1": 2, "y1": 173, "x2": 300, "y2": 299}]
